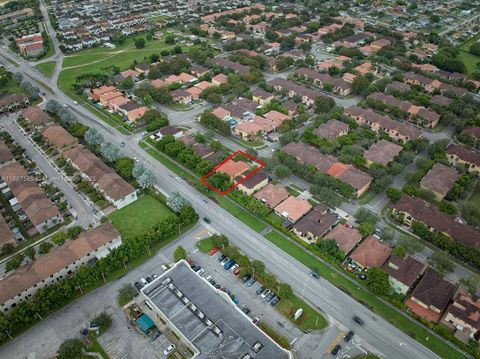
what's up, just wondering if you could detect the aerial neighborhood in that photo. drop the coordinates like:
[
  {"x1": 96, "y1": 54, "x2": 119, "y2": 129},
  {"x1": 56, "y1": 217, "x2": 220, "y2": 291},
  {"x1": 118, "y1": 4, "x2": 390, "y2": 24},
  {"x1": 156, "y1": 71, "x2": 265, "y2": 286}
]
[{"x1": 1, "y1": 0, "x2": 480, "y2": 359}]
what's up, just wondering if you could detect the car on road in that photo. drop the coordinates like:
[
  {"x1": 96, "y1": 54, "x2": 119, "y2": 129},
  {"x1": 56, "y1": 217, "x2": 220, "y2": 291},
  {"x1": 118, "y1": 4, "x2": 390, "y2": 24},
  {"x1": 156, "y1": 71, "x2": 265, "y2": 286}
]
[
  {"x1": 256, "y1": 286, "x2": 266, "y2": 295},
  {"x1": 270, "y1": 296, "x2": 281, "y2": 306},
  {"x1": 229, "y1": 264, "x2": 239, "y2": 273},
  {"x1": 265, "y1": 292, "x2": 275, "y2": 302},
  {"x1": 310, "y1": 272, "x2": 320, "y2": 279},
  {"x1": 203, "y1": 217, "x2": 211, "y2": 224},
  {"x1": 134, "y1": 157, "x2": 139, "y2": 162},
  {"x1": 331, "y1": 344, "x2": 341, "y2": 355},
  {"x1": 73, "y1": 100, "x2": 78, "y2": 105},
  {"x1": 175, "y1": 176, "x2": 182, "y2": 182},
  {"x1": 353, "y1": 316, "x2": 364, "y2": 326},
  {"x1": 246, "y1": 277, "x2": 256, "y2": 287},
  {"x1": 134, "y1": 282, "x2": 143, "y2": 291},
  {"x1": 220, "y1": 257, "x2": 230, "y2": 266},
  {"x1": 344, "y1": 330, "x2": 354, "y2": 342},
  {"x1": 163, "y1": 344, "x2": 176, "y2": 356},
  {"x1": 120, "y1": 142, "x2": 125, "y2": 147},
  {"x1": 260, "y1": 289, "x2": 271, "y2": 299}
]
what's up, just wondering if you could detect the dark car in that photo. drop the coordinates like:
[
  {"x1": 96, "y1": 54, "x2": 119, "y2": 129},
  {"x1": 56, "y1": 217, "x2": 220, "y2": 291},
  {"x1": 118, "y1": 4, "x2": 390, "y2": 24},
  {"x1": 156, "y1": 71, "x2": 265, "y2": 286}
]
[
  {"x1": 242, "y1": 307, "x2": 251, "y2": 315},
  {"x1": 270, "y1": 296, "x2": 281, "y2": 306},
  {"x1": 146, "y1": 276, "x2": 153, "y2": 283},
  {"x1": 353, "y1": 316, "x2": 364, "y2": 326},
  {"x1": 310, "y1": 272, "x2": 320, "y2": 279},
  {"x1": 265, "y1": 292, "x2": 275, "y2": 302},
  {"x1": 191, "y1": 265, "x2": 199, "y2": 271},
  {"x1": 344, "y1": 330, "x2": 354, "y2": 342},
  {"x1": 218, "y1": 254, "x2": 226, "y2": 262},
  {"x1": 203, "y1": 217, "x2": 211, "y2": 224},
  {"x1": 242, "y1": 274, "x2": 251, "y2": 283},
  {"x1": 246, "y1": 277, "x2": 256, "y2": 287},
  {"x1": 134, "y1": 281, "x2": 143, "y2": 291},
  {"x1": 214, "y1": 284, "x2": 221, "y2": 289},
  {"x1": 356, "y1": 274, "x2": 367, "y2": 280},
  {"x1": 331, "y1": 344, "x2": 341, "y2": 355},
  {"x1": 256, "y1": 286, "x2": 265, "y2": 295}
]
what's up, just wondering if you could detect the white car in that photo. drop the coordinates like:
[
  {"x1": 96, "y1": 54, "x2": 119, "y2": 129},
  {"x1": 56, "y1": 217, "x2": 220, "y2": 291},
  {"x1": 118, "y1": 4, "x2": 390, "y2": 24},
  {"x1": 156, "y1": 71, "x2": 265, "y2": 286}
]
[
  {"x1": 229, "y1": 264, "x2": 239, "y2": 273},
  {"x1": 163, "y1": 344, "x2": 176, "y2": 356},
  {"x1": 196, "y1": 268, "x2": 205, "y2": 276},
  {"x1": 260, "y1": 289, "x2": 271, "y2": 299},
  {"x1": 220, "y1": 257, "x2": 230, "y2": 266},
  {"x1": 175, "y1": 176, "x2": 182, "y2": 182},
  {"x1": 160, "y1": 264, "x2": 169, "y2": 272}
]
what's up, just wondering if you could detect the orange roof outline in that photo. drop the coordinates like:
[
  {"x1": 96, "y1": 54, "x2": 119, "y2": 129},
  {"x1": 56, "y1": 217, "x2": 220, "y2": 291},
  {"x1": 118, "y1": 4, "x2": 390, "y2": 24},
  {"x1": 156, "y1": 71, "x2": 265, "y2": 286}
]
[{"x1": 327, "y1": 162, "x2": 351, "y2": 177}]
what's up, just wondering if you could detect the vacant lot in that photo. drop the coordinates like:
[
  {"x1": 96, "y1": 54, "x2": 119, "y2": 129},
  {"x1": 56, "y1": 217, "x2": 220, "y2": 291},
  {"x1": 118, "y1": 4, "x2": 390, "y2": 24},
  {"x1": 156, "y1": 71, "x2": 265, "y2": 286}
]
[
  {"x1": 108, "y1": 195, "x2": 173, "y2": 238},
  {"x1": 36, "y1": 61, "x2": 56, "y2": 78}
]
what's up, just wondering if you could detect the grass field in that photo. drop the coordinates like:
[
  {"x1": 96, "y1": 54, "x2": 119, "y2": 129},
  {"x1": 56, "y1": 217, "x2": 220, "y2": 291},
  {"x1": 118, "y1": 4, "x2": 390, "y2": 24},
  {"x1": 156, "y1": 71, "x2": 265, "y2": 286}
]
[
  {"x1": 197, "y1": 237, "x2": 214, "y2": 253},
  {"x1": 1, "y1": 78, "x2": 22, "y2": 95},
  {"x1": 108, "y1": 195, "x2": 173, "y2": 238},
  {"x1": 58, "y1": 31, "x2": 199, "y2": 91},
  {"x1": 276, "y1": 295, "x2": 328, "y2": 331},
  {"x1": 257, "y1": 322, "x2": 291, "y2": 349},
  {"x1": 35, "y1": 61, "x2": 56, "y2": 78},
  {"x1": 457, "y1": 51, "x2": 480, "y2": 74}
]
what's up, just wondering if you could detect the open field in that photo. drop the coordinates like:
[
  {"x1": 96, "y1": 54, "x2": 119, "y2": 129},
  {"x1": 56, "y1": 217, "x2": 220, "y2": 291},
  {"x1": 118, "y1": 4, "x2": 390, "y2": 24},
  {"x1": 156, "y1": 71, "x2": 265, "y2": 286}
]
[
  {"x1": 35, "y1": 61, "x2": 56, "y2": 78},
  {"x1": 108, "y1": 195, "x2": 173, "y2": 238},
  {"x1": 457, "y1": 51, "x2": 480, "y2": 74}
]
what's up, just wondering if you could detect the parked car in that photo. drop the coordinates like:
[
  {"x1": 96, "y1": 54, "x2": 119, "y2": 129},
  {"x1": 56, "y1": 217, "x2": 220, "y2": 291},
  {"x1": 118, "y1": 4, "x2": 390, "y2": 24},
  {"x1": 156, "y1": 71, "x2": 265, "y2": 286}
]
[
  {"x1": 265, "y1": 292, "x2": 275, "y2": 302},
  {"x1": 270, "y1": 296, "x2": 281, "y2": 306},
  {"x1": 256, "y1": 286, "x2": 266, "y2": 295},
  {"x1": 218, "y1": 254, "x2": 226, "y2": 262},
  {"x1": 220, "y1": 257, "x2": 230, "y2": 266},
  {"x1": 344, "y1": 330, "x2": 354, "y2": 342},
  {"x1": 152, "y1": 274, "x2": 158, "y2": 279},
  {"x1": 205, "y1": 275, "x2": 213, "y2": 282},
  {"x1": 242, "y1": 274, "x2": 251, "y2": 283},
  {"x1": 191, "y1": 265, "x2": 199, "y2": 271},
  {"x1": 252, "y1": 317, "x2": 259, "y2": 324},
  {"x1": 246, "y1": 277, "x2": 256, "y2": 287},
  {"x1": 260, "y1": 289, "x2": 271, "y2": 299},
  {"x1": 353, "y1": 316, "x2": 364, "y2": 326},
  {"x1": 224, "y1": 260, "x2": 236, "y2": 270},
  {"x1": 214, "y1": 284, "x2": 221, "y2": 289},
  {"x1": 163, "y1": 344, "x2": 176, "y2": 356},
  {"x1": 242, "y1": 307, "x2": 251, "y2": 314},
  {"x1": 331, "y1": 344, "x2": 341, "y2": 355},
  {"x1": 134, "y1": 282, "x2": 143, "y2": 291},
  {"x1": 160, "y1": 264, "x2": 169, "y2": 272},
  {"x1": 146, "y1": 277, "x2": 153, "y2": 283},
  {"x1": 233, "y1": 267, "x2": 241, "y2": 276},
  {"x1": 229, "y1": 264, "x2": 239, "y2": 273},
  {"x1": 208, "y1": 248, "x2": 219, "y2": 256},
  {"x1": 140, "y1": 278, "x2": 148, "y2": 286},
  {"x1": 196, "y1": 268, "x2": 205, "y2": 276},
  {"x1": 356, "y1": 274, "x2": 367, "y2": 280}
]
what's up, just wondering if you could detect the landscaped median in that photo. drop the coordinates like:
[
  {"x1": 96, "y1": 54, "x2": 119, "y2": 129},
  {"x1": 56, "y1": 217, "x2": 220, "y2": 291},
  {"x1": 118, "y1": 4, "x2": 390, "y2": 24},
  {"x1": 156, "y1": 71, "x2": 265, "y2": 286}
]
[{"x1": 140, "y1": 140, "x2": 469, "y2": 359}]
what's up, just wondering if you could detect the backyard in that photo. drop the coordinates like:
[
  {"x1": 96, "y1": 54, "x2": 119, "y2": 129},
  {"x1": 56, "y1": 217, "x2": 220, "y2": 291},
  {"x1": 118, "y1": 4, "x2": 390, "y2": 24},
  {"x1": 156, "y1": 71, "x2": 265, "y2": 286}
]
[{"x1": 108, "y1": 195, "x2": 174, "y2": 238}]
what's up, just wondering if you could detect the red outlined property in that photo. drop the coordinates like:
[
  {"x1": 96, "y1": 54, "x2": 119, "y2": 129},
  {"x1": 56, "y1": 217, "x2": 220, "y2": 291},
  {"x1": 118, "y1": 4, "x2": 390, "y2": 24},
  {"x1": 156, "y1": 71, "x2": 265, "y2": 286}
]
[{"x1": 200, "y1": 150, "x2": 266, "y2": 196}]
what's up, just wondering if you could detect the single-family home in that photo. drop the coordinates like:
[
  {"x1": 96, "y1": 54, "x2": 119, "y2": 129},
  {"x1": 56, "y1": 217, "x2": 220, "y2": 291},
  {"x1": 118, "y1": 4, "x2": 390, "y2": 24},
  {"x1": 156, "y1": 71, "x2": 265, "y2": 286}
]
[
  {"x1": 349, "y1": 235, "x2": 392, "y2": 269},
  {"x1": 292, "y1": 205, "x2": 338, "y2": 243},
  {"x1": 274, "y1": 196, "x2": 312, "y2": 224},
  {"x1": 236, "y1": 171, "x2": 269, "y2": 196},
  {"x1": 254, "y1": 183, "x2": 289, "y2": 209},
  {"x1": 382, "y1": 255, "x2": 426, "y2": 295},
  {"x1": 420, "y1": 163, "x2": 458, "y2": 201},
  {"x1": 324, "y1": 224, "x2": 362, "y2": 256},
  {"x1": 363, "y1": 140, "x2": 402, "y2": 166},
  {"x1": 313, "y1": 119, "x2": 349, "y2": 140}
]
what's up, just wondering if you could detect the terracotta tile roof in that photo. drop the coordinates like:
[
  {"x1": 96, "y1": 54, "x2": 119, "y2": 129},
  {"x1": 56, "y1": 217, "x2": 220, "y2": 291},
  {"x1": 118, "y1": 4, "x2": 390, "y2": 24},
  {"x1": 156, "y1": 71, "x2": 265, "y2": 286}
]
[
  {"x1": 91, "y1": 86, "x2": 116, "y2": 97},
  {"x1": 212, "y1": 107, "x2": 230, "y2": 119},
  {"x1": 364, "y1": 140, "x2": 402, "y2": 166},
  {"x1": 63, "y1": 145, "x2": 135, "y2": 201},
  {"x1": 0, "y1": 222, "x2": 120, "y2": 305},
  {"x1": 393, "y1": 195, "x2": 480, "y2": 249},
  {"x1": 350, "y1": 235, "x2": 391, "y2": 268},
  {"x1": 218, "y1": 159, "x2": 249, "y2": 177},
  {"x1": 21, "y1": 106, "x2": 51, "y2": 126},
  {"x1": 408, "y1": 268, "x2": 455, "y2": 318},
  {"x1": 274, "y1": 196, "x2": 312, "y2": 223},
  {"x1": 42, "y1": 125, "x2": 77, "y2": 150},
  {"x1": 420, "y1": 163, "x2": 458, "y2": 199},
  {"x1": 446, "y1": 144, "x2": 480, "y2": 166},
  {"x1": 211, "y1": 73, "x2": 228, "y2": 84},
  {"x1": 151, "y1": 79, "x2": 168, "y2": 88},
  {"x1": 324, "y1": 224, "x2": 362, "y2": 255},
  {"x1": 293, "y1": 206, "x2": 337, "y2": 238},
  {"x1": 445, "y1": 291, "x2": 480, "y2": 332},
  {"x1": 254, "y1": 183, "x2": 289, "y2": 208},
  {"x1": 383, "y1": 255, "x2": 426, "y2": 288},
  {"x1": 327, "y1": 162, "x2": 350, "y2": 177},
  {"x1": 281, "y1": 142, "x2": 337, "y2": 172}
]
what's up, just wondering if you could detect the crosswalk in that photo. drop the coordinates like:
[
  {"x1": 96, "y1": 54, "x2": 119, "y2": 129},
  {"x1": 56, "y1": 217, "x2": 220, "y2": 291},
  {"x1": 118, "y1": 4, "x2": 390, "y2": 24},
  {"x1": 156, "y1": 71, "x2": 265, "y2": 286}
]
[{"x1": 292, "y1": 333, "x2": 312, "y2": 351}]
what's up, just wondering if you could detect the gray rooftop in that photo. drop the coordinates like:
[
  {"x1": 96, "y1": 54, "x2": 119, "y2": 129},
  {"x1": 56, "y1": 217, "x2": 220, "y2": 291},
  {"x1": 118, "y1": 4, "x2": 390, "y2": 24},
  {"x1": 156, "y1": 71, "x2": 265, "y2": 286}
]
[{"x1": 142, "y1": 261, "x2": 290, "y2": 359}]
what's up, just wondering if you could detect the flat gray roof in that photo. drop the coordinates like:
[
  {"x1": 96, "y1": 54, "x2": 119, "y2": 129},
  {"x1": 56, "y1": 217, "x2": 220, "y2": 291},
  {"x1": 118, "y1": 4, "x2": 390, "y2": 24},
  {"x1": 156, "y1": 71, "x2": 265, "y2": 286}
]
[{"x1": 142, "y1": 261, "x2": 290, "y2": 359}]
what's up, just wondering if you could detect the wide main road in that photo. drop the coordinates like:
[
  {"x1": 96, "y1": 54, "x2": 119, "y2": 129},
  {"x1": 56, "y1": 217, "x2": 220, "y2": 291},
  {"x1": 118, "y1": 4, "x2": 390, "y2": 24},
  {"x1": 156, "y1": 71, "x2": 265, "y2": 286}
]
[{"x1": 0, "y1": 50, "x2": 444, "y2": 359}]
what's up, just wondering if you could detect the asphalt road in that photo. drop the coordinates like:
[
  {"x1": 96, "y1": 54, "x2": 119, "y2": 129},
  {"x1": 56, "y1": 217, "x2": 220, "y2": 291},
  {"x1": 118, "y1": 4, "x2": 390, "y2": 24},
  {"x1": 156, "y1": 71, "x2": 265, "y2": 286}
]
[{"x1": 0, "y1": 48, "x2": 446, "y2": 359}]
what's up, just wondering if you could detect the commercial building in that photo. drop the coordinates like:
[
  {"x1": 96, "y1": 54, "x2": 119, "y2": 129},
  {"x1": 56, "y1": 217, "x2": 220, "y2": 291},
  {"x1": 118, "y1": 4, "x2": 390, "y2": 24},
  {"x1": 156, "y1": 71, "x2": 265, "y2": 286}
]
[{"x1": 141, "y1": 260, "x2": 292, "y2": 359}]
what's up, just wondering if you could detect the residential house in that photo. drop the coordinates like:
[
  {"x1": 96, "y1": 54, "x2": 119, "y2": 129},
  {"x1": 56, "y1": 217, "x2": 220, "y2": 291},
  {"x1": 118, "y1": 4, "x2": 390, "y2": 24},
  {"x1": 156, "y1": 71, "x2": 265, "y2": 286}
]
[
  {"x1": 383, "y1": 255, "x2": 426, "y2": 295},
  {"x1": 431, "y1": 95, "x2": 453, "y2": 107},
  {"x1": 191, "y1": 64, "x2": 209, "y2": 77},
  {"x1": 186, "y1": 86, "x2": 203, "y2": 100},
  {"x1": 344, "y1": 106, "x2": 422, "y2": 142},
  {"x1": 313, "y1": 119, "x2": 349, "y2": 140},
  {"x1": 120, "y1": 69, "x2": 139, "y2": 80},
  {"x1": 295, "y1": 68, "x2": 352, "y2": 96},
  {"x1": 420, "y1": 163, "x2": 458, "y2": 201},
  {"x1": 0, "y1": 214, "x2": 16, "y2": 249},
  {"x1": 134, "y1": 63, "x2": 150, "y2": 75},
  {"x1": 217, "y1": 159, "x2": 249, "y2": 178},
  {"x1": 252, "y1": 89, "x2": 274, "y2": 105},
  {"x1": 212, "y1": 73, "x2": 228, "y2": 86},
  {"x1": 442, "y1": 290, "x2": 480, "y2": 343},
  {"x1": 210, "y1": 58, "x2": 249, "y2": 75},
  {"x1": 254, "y1": 183, "x2": 289, "y2": 209},
  {"x1": 16, "y1": 34, "x2": 44, "y2": 58},
  {"x1": 127, "y1": 106, "x2": 148, "y2": 123},
  {"x1": 392, "y1": 195, "x2": 480, "y2": 249},
  {"x1": 274, "y1": 196, "x2": 312, "y2": 224},
  {"x1": 21, "y1": 107, "x2": 52, "y2": 128},
  {"x1": 405, "y1": 268, "x2": 455, "y2": 323},
  {"x1": 0, "y1": 222, "x2": 121, "y2": 312},
  {"x1": 0, "y1": 162, "x2": 63, "y2": 233},
  {"x1": 363, "y1": 140, "x2": 402, "y2": 166},
  {"x1": 236, "y1": 171, "x2": 269, "y2": 196},
  {"x1": 98, "y1": 91, "x2": 123, "y2": 107},
  {"x1": 0, "y1": 94, "x2": 29, "y2": 114},
  {"x1": 155, "y1": 126, "x2": 183, "y2": 140},
  {"x1": 171, "y1": 89, "x2": 192, "y2": 105},
  {"x1": 63, "y1": 145, "x2": 137, "y2": 209},
  {"x1": 212, "y1": 107, "x2": 231, "y2": 121},
  {"x1": 386, "y1": 81, "x2": 411, "y2": 94},
  {"x1": 192, "y1": 143, "x2": 214, "y2": 159},
  {"x1": 91, "y1": 86, "x2": 116, "y2": 102},
  {"x1": 324, "y1": 224, "x2": 362, "y2": 257},
  {"x1": 42, "y1": 125, "x2": 78, "y2": 152},
  {"x1": 292, "y1": 205, "x2": 338, "y2": 244},
  {"x1": 0, "y1": 141, "x2": 15, "y2": 168},
  {"x1": 463, "y1": 126, "x2": 480, "y2": 146},
  {"x1": 446, "y1": 144, "x2": 480, "y2": 175},
  {"x1": 151, "y1": 79, "x2": 168, "y2": 88},
  {"x1": 350, "y1": 235, "x2": 392, "y2": 269},
  {"x1": 269, "y1": 78, "x2": 319, "y2": 107}
]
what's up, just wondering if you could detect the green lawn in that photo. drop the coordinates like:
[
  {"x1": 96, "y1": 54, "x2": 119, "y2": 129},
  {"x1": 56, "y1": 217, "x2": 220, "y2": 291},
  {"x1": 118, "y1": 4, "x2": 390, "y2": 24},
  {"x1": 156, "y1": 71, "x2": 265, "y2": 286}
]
[
  {"x1": 457, "y1": 51, "x2": 480, "y2": 74},
  {"x1": 1, "y1": 78, "x2": 22, "y2": 95},
  {"x1": 257, "y1": 322, "x2": 291, "y2": 349},
  {"x1": 285, "y1": 186, "x2": 302, "y2": 196},
  {"x1": 276, "y1": 295, "x2": 328, "y2": 331},
  {"x1": 85, "y1": 339, "x2": 110, "y2": 359},
  {"x1": 108, "y1": 195, "x2": 173, "y2": 238},
  {"x1": 35, "y1": 61, "x2": 56, "y2": 78},
  {"x1": 197, "y1": 237, "x2": 214, "y2": 253},
  {"x1": 267, "y1": 212, "x2": 284, "y2": 227}
]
